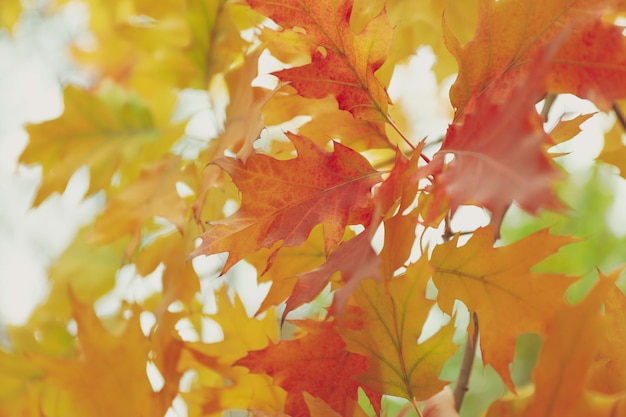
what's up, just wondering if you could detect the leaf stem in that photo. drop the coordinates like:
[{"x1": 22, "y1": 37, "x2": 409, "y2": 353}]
[
  {"x1": 613, "y1": 102, "x2": 626, "y2": 132},
  {"x1": 453, "y1": 312, "x2": 479, "y2": 412},
  {"x1": 412, "y1": 397, "x2": 425, "y2": 417},
  {"x1": 385, "y1": 115, "x2": 432, "y2": 164}
]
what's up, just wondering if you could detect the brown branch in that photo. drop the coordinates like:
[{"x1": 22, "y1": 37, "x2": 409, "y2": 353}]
[
  {"x1": 613, "y1": 102, "x2": 626, "y2": 132},
  {"x1": 540, "y1": 93, "x2": 557, "y2": 122},
  {"x1": 453, "y1": 312, "x2": 479, "y2": 412}
]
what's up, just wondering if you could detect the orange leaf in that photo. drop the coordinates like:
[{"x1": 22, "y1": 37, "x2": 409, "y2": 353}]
[
  {"x1": 190, "y1": 133, "x2": 381, "y2": 273},
  {"x1": 339, "y1": 258, "x2": 457, "y2": 400},
  {"x1": 586, "y1": 274, "x2": 626, "y2": 395},
  {"x1": 486, "y1": 273, "x2": 618, "y2": 417},
  {"x1": 446, "y1": 0, "x2": 626, "y2": 116},
  {"x1": 248, "y1": 0, "x2": 392, "y2": 121},
  {"x1": 549, "y1": 113, "x2": 596, "y2": 145},
  {"x1": 430, "y1": 227, "x2": 575, "y2": 389},
  {"x1": 217, "y1": 49, "x2": 276, "y2": 161},
  {"x1": 236, "y1": 320, "x2": 381, "y2": 417}
]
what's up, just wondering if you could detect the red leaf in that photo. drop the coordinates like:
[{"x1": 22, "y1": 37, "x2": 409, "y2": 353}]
[
  {"x1": 236, "y1": 320, "x2": 381, "y2": 417},
  {"x1": 425, "y1": 44, "x2": 564, "y2": 231},
  {"x1": 248, "y1": 0, "x2": 392, "y2": 121},
  {"x1": 190, "y1": 133, "x2": 381, "y2": 273}
]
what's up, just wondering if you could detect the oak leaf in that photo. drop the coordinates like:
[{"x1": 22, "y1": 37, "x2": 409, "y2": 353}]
[
  {"x1": 247, "y1": 225, "x2": 330, "y2": 314},
  {"x1": 339, "y1": 258, "x2": 457, "y2": 400},
  {"x1": 424, "y1": 46, "x2": 563, "y2": 230},
  {"x1": 351, "y1": 0, "x2": 479, "y2": 83},
  {"x1": 135, "y1": 222, "x2": 201, "y2": 309},
  {"x1": 21, "y1": 84, "x2": 184, "y2": 205},
  {"x1": 430, "y1": 227, "x2": 575, "y2": 389},
  {"x1": 27, "y1": 227, "x2": 126, "y2": 322},
  {"x1": 599, "y1": 118, "x2": 626, "y2": 180},
  {"x1": 262, "y1": 93, "x2": 391, "y2": 150},
  {"x1": 485, "y1": 274, "x2": 620, "y2": 417},
  {"x1": 190, "y1": 133, "x2": 381, "y2": 274},
  {"x1": 180, "y1": 290, "x2": 285, "y2": 414},
  {"x1": 549, "y1": 113, "x2": 596, "y2": 145},
  {"x1": 90, "y1": 155, "x2": 187, "y2": 258},
  {"x1": 236, "y1": 320, "x2": 381, "y2": 417},
  {"x1": 248, "y1": 0, "x2": 392, "y2": 121},
  {"x1": 217, "y1": 49, "x2": 276, "y2": 161},
  {"x1": 29, "y1": 292, "x2": 167, "y2": 417},
  {"x1": 284, "y1": 228, "x2": 380, "y2": 319},
  {"x1": 586, "y1": 275, "x2": 626, "y2": 395},
  {"x1": 445, "y1": 0, "x2": 626, "y2": 116}
]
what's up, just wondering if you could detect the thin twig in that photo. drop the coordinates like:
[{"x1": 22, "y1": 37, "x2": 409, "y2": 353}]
[
  {"x1": 540, "y1": 93, "x2": 557, "y2": 122},
  {"x1": 613, "y1": 102, "x2": 626, "y2": 132},
  {"x1": 385, "y1": 115, "x2": 432, "y2": 163},
  {"x1": 412, "y1": 397, "x2": 425, "y2": 417},
  {"x1": 453, "y1": 313, "x2": 479, "y2": 412}
]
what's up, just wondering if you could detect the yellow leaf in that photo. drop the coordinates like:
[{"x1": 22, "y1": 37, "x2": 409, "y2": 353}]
[
  {"x1": 89, "y1": 155, "x2": 187, "y2": 257},
  {"x1": 30, "y1": 293, "x2": 164, "y2": 417},
  {"x1": 135, "y1": 221, "x2": 201, "y2": 308},
  {"x1": 430, "y1": 227, "x2": 575, "y2": 389},
  {"x1": 599, "y1": 118, "x2": 626, "y2": 180},
  {"x1": 26, "y1": 227, "x2": 127, "y2": 323},
  {"x1": 0, "y1": 0, "x2": 21, "y2": 32},
  {"x1": 340, "y1": 258, "x2": 457, "y2": 400},
  {"x1": 21, "y1": 84, "x2": 184, "y2": 205}
]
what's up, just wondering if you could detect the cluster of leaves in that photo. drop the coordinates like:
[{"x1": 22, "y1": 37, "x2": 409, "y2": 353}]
[{"x1": 3, "y1": 0, "x2": 626, "y2": 416}]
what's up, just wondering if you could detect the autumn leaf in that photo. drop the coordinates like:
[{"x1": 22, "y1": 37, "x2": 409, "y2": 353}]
[
  {"x1": 211, "y1": 49, "x2": 275, "y2": 162},
  {"x1": 424, "y1": 44, "x2": 564, "y2": 230},
  {"x1": 302, "y1": 392, "x2": 369, "y2": 417},
  {"x1": 586, "y1": 274, "x2": 626, "y2": 395},
  {"x1": 177, "y1": 289, "x2": 285, "y2": 414},
  {"x1": 445, "y1": 0, "x2": 626, "y2": 116},
  {"x1": 26, "y1": 227, "x2": 127, "y2": 323},
  {"x1": 248, "y1": 0, "x2": 392, "y2": 121},
  {"x1": 21, "y1": 84, "x2": 184, "y2": 205},
  {"x1": 379, "y1": 210, "x2": 419, "y2": 278},
  {"x1": 262, "y1": 93, "x2": 391, "y2": 150},
  {"x1": 29, "y1": 292, "x2": 170, "y2": 417},
  {"x1": 0, "y1": 0, "x2": 21, "y2": 32},
  {"x1": 430, "y1": 227, "x2": 575, "y2": 389},
  {"x1": 190, "y1": 133, "x2": 381, "y2": 274},
  {"x1": 284, "y1": 227, "x2": 380, "y2": 319},
  {"x1": 339, "y1": 258, "x2": 457, "y2": 400},
  {"x1": 485, "y1": 273, "x2": 619, "y2": 417},
  {"x1": 598, "y1": 117, "x2": 626, "y2": 179},
  {"x1": 549, "y1": 113, "x2": 596, "y2": 145},
  {"x1": 236, "y1": 320, "x2": 381, "y2": 417},
  {"x1": 135, "y1": 222, "x2": 201, "y2": 309},
  {"x1": 89, "y1": 155, "x2": 187, "y2": 258},
  {"x1": 351, "y1": 0, "x2": 479, "y2": 83},
  {"x1": 0, "y1": 348, "x2": 44, "y2": 416},
  {"x1": 247, "y1": 225, "x2": 330, "y2": 314}
]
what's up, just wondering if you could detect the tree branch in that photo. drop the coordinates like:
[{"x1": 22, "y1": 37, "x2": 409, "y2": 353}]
[
  {"x1": 613, "y1": 102, "x2": 626, "y2": 132},
  {"x1": 540, "y1": 93, "x2": 557, "y2": 122},
  {"x1": 453, "y1": 312, "x2": 479, "y2": 412}
]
